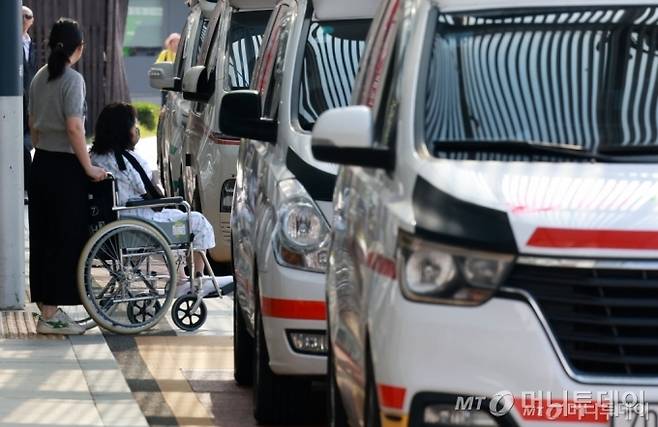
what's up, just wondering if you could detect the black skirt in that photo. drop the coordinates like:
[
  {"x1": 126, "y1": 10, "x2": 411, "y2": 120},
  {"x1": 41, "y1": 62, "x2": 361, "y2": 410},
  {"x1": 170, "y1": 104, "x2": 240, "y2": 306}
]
[{"x1": 29, "y1": 149, "x2": 89, "y2": 306}]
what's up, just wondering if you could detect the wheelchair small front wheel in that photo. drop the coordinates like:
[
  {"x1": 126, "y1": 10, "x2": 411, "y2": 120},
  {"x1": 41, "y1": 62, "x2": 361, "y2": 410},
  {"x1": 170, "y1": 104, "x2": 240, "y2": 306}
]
[
  {"x1": 78, "y1": 219, "x2": 177, "y2": 334},
  {"x1": 171, "y1": 295, "x2": 207, "y2": 331}
]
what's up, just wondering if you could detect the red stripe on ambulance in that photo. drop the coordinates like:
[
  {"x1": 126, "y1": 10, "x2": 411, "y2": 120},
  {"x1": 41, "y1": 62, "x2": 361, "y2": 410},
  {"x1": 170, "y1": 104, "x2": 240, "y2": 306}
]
[
  {"x1": 527, "y1": 228, "x2": 658, "y2": 250},
  {"x1": 261, "y1": 297, "x2": 326, "y2": 320}
]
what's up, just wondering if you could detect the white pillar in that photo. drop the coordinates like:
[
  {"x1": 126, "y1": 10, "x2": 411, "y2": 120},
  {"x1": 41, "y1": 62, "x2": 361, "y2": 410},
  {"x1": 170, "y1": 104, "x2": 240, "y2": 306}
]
[{"x1": 0, "y1": 0, "x2": 25, "y2": 309}]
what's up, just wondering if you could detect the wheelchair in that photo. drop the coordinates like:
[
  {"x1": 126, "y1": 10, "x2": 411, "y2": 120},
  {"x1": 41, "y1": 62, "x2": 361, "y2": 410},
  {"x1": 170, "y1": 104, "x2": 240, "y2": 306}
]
[{"x1": 70, "y1": 175, "x2": 228, "y2": 334}]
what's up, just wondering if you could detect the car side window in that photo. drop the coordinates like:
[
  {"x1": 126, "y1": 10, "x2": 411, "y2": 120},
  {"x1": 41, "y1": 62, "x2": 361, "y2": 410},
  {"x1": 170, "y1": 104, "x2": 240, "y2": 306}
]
[
  {"x1": 355, "y1": 0, "x2": 401, "y2": 148},
  {"x1": 195, "y1": 17, "x2": 211, "y2": 65},
  {"x1": 225, "y1": 10, "x2": 270, "y2": 91},
  {"x1": 355, "y1": 0, "x2": 400, "y2": 111},
  {"x1": 374, "y1": 44, "x2": 399, "y2": 150},
  {"x1": 197, "y1": 7, "x2": 222, "y2": 67},
  {"x1": 297, "y1": 20, "x2": 371, "y2": 131},
  {"x1": 193, "y1": 10, "x2": 221, "y2": 114},
  {"x1": 252, "y1": 4, "x2": 293, "y2": 120},
  {"x1": 174, "y1": 21, "x2": 189, "y2": 78},
  {"x1": 251, "y1": 5, "x2": 284, "y2": 95},
  {"x1": 205, "y1": 20, "x2": 222, "y2": 75}
]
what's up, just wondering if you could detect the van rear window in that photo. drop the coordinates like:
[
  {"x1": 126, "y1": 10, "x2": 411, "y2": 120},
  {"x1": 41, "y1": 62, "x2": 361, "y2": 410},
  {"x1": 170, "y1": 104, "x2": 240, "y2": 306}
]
[{"x1": 298, "y1": 20, "x2": 371, "y2": 131}]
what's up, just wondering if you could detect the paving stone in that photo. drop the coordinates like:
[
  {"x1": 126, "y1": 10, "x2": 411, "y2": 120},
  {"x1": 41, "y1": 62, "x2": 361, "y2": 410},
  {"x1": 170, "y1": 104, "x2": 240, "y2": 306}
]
[
  {"x1": 103, "y1": 335, "x2": 178, "y2": 425},
  {"x1": 0, "y1": 398, "x2": 104, "y2": 426},
  {"x1": 95, "y1": 400, "x2": 150, "y2": 427}
]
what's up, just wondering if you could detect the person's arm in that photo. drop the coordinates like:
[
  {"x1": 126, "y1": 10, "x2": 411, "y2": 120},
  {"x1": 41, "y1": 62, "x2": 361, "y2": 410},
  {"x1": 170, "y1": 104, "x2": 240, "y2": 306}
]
[
  {"x1": 29, "y1": 116, "x2": 39, "y2": 148},
  {"x1": 63, "y1": 74, "x2": 105, "y2": 181},
  {"x1": 28, "y1": 83, "x2": 38, "y2": 147},
  {"x1": 66, "y1": 116, "x2": 105, "y2": 182}
]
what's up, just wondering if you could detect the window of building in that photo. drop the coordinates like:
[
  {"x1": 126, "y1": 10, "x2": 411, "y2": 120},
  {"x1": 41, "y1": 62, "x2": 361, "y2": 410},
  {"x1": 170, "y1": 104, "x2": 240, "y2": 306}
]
[{"x1": 124, "y1": 0, "x2": 164, "y2": 56}]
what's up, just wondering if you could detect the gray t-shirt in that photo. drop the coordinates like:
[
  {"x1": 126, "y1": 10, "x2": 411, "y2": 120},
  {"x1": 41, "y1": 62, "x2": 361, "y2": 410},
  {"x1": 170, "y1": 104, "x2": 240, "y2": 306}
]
[{"x1": 29, "y1": 66, "x2": 86, "y2": 154}]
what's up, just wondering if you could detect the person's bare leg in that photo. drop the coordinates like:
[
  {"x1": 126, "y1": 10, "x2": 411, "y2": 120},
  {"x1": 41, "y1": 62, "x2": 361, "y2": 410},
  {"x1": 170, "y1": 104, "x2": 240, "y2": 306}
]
[
  {"x1": 41, "y1": 304, "x2": 58, "y2": 319},
  {"x1": 193, "y1": 251, "x2": 204, "y2": 275}
]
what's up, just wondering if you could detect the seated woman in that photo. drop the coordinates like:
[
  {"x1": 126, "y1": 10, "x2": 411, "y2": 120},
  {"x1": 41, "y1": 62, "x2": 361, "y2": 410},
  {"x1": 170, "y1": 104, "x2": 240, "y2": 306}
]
[{"x1": 90, "y1": 102, "x2": 215, "y2": 278}]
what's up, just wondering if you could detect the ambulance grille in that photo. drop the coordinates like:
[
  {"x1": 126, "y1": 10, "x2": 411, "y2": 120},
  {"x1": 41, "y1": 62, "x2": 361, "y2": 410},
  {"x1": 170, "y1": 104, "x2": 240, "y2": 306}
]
[{"x1": 505, "y1": 264, "x2": 658, "y2": 377}]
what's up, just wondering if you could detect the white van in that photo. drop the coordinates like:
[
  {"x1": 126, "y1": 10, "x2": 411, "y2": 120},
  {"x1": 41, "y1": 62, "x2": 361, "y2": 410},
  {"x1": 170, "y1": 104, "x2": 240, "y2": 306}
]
[
  {"x1": 311, "y1": 0, "x2": 658, "y2": 426},
  {"x1": 180, "y1": 0, "x2": 274, "y2": 267},
  {"x1": 218, "y1": 0, "x2": 377, "y2": 422},
  {"x1": 148, "y1": 0, "x2": 217, "y2": 197}
]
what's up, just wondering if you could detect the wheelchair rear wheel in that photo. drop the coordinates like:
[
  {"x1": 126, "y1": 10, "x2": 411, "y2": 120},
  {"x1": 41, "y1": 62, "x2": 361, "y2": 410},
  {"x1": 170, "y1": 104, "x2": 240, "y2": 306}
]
[{"x1": 78, "y1": 219, "x2": 177, "y2": 334}]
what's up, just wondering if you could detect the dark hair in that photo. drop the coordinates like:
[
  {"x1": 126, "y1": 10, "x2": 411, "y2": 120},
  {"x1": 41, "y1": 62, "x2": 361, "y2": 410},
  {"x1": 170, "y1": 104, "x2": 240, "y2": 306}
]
[
  {"x1": 47, "y1": 18, "x2": 83, "y2": 81},
  {"x1": 92, "y1": 103, "x2": 137, "y2": 154}
]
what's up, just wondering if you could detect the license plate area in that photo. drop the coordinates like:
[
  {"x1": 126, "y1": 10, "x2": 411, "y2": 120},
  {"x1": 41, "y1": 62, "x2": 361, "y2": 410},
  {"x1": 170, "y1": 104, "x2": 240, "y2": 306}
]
[{"x1": 611, "y1": 404, "x2": 658, "y2": 427}]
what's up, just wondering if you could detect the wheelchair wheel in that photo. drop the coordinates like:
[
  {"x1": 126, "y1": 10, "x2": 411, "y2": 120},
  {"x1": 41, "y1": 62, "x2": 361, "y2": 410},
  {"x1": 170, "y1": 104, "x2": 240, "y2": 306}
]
[
  {"x1": 171, "y1": 295, "x2": 207, "y2": 331},
  {"x1": 60, "y1": 305, "x2": 96, "y2": 331},
  {"x1": 127, "y1": 293, "x2": 163, "y2": 325},
  {"x1": 78, "y1": 219, "x2": 177, "y2": 334}
]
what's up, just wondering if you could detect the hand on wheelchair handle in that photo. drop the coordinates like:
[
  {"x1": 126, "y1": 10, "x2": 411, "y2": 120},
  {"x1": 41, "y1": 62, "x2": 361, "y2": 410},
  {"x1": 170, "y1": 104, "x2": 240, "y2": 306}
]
[{"x1": 86, "y1": 165, "x2": 108, "y2": 182}]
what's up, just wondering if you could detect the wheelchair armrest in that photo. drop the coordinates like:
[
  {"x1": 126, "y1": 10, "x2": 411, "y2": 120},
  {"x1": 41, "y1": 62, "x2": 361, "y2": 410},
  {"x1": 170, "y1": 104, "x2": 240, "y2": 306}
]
[{"x1": 125, "y1": 197, "x2": 184, "y2": 208}]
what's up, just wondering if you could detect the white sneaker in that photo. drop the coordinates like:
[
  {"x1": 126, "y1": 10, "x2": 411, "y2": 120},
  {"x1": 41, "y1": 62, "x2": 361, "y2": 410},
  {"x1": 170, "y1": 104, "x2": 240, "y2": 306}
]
[
  {"x1": 36, "y1": 309, "x2": 85, "y2": 335},
  {"x1": 53, "y1": 308, "x2": 80, "y2": 325}
]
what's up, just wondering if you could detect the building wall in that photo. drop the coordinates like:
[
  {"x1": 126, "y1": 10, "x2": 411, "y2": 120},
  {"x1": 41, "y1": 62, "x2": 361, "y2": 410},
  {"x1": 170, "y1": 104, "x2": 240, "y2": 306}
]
[{"x1": 22, "y1": 0, "x2": 131, "y2": 134}]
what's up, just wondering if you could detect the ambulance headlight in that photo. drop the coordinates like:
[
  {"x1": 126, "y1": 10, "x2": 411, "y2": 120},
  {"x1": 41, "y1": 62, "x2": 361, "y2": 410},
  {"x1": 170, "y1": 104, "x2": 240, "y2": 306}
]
[{"x1": 399, "y1": 232, "x2": 514, "y2": 305}]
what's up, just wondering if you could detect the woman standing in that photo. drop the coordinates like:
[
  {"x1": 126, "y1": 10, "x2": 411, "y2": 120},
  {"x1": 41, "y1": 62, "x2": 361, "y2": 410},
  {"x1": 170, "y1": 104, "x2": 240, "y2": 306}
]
[{"x1": 28, "y1": 18, "x2": 106, "y2": 335}]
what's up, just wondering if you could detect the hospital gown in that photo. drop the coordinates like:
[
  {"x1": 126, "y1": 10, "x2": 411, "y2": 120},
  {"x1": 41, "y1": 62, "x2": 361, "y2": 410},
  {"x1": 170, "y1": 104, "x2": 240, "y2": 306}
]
[{"x1": 91, "y1": 150, "x2": 215, "y2": 250}]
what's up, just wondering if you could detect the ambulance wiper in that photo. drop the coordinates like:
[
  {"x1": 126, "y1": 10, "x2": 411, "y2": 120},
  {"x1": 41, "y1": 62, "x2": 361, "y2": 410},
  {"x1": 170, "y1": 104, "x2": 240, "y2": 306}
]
[
  {"x1": 432, "y1": 140, "x2": 618, "y2": 161},
  {"x1": 597, "y1": 144, "x2": 658, "y2": 156}
]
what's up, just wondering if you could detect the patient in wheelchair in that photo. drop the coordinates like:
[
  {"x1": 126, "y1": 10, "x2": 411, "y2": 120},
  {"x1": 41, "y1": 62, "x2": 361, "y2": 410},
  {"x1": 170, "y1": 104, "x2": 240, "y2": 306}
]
[{"x1": 90, "y1": 103, "x2": 215, "y2": 280}]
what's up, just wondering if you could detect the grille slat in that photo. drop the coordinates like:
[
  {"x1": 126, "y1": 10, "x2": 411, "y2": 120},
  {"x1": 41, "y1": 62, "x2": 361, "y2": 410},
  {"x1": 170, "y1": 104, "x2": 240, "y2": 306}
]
[
  {"x1": 550, "y1": 313, "x2": 658, "y2": 327},
  {"x1": 569, "y1": 351, "x2": 658, "y2": 366},
  {"x1": 535, "y1": 295, "x2": 658, "y2": 308},
  {"x1": 561, "y1": 333, "x2": 658, "y2": 346},
  {"x1": 506, "y1": 263, "x2": 658, "y2": 377},
  {"x1": 510, "y1": 273, "x2": 658, "y2": 289}
]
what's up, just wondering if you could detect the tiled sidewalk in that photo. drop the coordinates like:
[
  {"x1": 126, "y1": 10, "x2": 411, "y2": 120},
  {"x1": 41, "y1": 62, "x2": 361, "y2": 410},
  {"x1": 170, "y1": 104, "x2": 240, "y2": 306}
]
[
  {"x1": 0, "y1": 204, "x2": 282, "y2": 427},
  {"x1": 0, "y1": 207, "x2": 148, "y2": 426},
  {"x1": 0, "y1": 207, "x2": 36, "y2": 340},
  {"x1": 0, "y1": 330, "x2": 149, "y2": 427}
]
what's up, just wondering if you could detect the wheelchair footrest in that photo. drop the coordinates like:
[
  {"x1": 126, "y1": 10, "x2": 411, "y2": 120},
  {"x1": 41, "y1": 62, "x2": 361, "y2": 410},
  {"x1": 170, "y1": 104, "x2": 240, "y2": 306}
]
[
  {"x1": 204, "y1": 282, "x2": 234, "y2": 299},
  {"x1": 176, "y1": 276, "x2": 234, "y2": 298}
]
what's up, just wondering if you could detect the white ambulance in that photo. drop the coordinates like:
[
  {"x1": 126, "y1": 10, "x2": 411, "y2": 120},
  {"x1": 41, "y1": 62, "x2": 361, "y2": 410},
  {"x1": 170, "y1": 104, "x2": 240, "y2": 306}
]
[
  {"x1": 218, "y1": 0, "x2": 378, "y2": 422},
  {"x1": 180, "y1": 0, "x2": 274, "y2": 266},
  {"x1": 311, "y1": 0, "x2": 658, "y2": 426},
  {"x1": 148, "y1": 0, "x2": 217, "y2": 197}
]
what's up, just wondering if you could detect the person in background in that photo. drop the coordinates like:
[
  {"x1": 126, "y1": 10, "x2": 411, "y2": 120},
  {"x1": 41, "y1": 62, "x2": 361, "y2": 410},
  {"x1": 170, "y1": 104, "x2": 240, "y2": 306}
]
[
  {"x1": 156, "y1": 33, "x2": 180, "y2": 105},
  {"x1": 22, "y1": 5, "x2": 36, "y2": 200},
  {"x1": 156, "y1": 32, "x2": 180, "y2": 63},
  {"x1": 29, "y1": 18, "x2": 107, "y2": 335}
]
